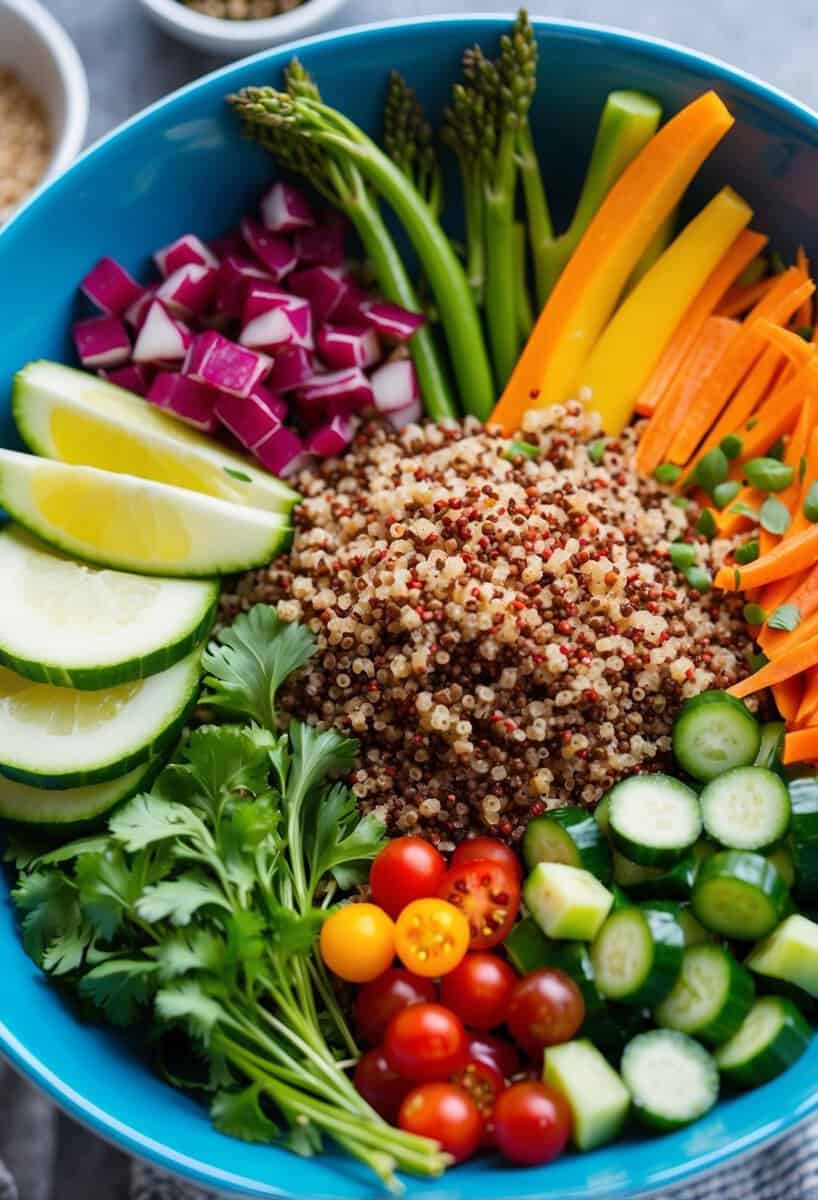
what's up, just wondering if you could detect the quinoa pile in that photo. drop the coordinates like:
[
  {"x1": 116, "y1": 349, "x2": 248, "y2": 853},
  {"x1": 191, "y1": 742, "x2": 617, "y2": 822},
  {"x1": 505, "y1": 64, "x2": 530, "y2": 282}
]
[{"x1": 222, "y1": 403, "x2": 754, "y2": 849}]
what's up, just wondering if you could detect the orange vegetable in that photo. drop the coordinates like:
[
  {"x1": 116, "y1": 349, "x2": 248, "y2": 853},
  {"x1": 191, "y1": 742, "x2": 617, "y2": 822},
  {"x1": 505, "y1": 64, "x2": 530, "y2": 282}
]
[
  {"x1": 796, "y1": 246, "x2": 813, "y2": 327},
  {"x1": 796, "y1": 668, "x2": 818, "y2": 727},
  {"x1": 755, "y1": 319, "x2": 815, "y2": 368},
  {"x1": 717, "y1": 275, "x2": 777, "y2": 318},
  {"x1": 714, "y1": 482, "x2": 765, "y2": 537},
  {"x1": 773, "y1": 677, "x2": 804, "y2": 723},
  {"x1": 735, "y1": 356, "x2": 818, "y2": 463},
  {"x1": 727, "y1": 631, "x2": 818, "y2": 698},
  {"x1": 717, "y1": 513, "x2": 818, "y2": 594},
  {"x1": 783, "y1": 725, "x2": 818, "y2": 765}
]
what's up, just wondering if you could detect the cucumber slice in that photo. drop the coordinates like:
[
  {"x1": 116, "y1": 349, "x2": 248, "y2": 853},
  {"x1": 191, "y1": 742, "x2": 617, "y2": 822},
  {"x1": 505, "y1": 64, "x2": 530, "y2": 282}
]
[
  {"x1": 700, "y1": 766, "x2": 790, "y2": 852},
  {"x1": 673, "y1": 691, "x2": 760, "y2": 782},
  {"x1": 0, "y1": 757, "x2": 161, "y2": 825},
  {"x1": 678, "y1": 906, "x2": 711, "y2": 946},
  {"x1": 503, "y1": 919, "x2": 606, "y2": 1023},
  {"x1": 13, "y1": 360, "x2": 299, "y2": 515},
  {"x1": 591, "y1": 902, "x2": 684, "y2": 1007},
  {"x1": 0, "y1": 526, "x2": 218, "y2": 689},
  {"x1": 580, "y1": 1002, "x2": 649, "y2": 1062},
  {"x1": 656, "y1": 944, "x2": 755, "y2": 1043},
  {"x1": 0, "y1": 449, "x2": 292, "y2": 579},
  {"x1": 504, "y1": 917, "x2": 551, "y2": 974},
  {"x1": 610, "y1": 884, "x2": 631, "y2": 912},
  {"x1": 755, "y1": 721, "x2": 786, "y2": 771},
  {"x1": 544, "y1": 1039, "x2": 630, "y2": 1150},
  {"x1": 621, "y1": 1030, "x2": 719, "y2": 1130},
  {"x1": 595, "y1": 793, "x2": 611, "y2": 837},
  {"x1": 0, "y1": 648, "x2": 201, "y2": 788},
  {"x1": 618, "y1": 851, "x2": 697, "y2": 901},
  {"x1": 767, "y1": 846, "x2": 796, "y2": 889},
  {"x1": 523, "y1": 862, "x2": 613, "y2": 941},
  {"x1": 609, "y1": 774, "x2": 702, "y2": 866},
  {"x1": 523, "y1": 808, "x2": 612, "y2": 881},
  {"x1": 789, "y1": 774, "x2": 818, "y2": 899},
  {"x1": 746, "y1": 913, "x2": 818, "y2": 997},
  {"x1": 612, "y1": 850, "x2": 664, "y2": 889},
  {"x1": 692, "y1": 850, "x2": 791, "y2": 940},
  {"x1": 714, "y1": 996, "x2": 811, "y2": 1087}
]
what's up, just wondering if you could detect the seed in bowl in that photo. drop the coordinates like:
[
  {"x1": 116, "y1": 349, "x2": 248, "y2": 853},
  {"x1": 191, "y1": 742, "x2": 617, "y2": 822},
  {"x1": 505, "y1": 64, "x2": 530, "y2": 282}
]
[
  {"x1": 183, "y1": 0, "x2": 301, "y2": 17},
  {"x1": 0, "y1": 68, "x2": 51, "y2": 223}
]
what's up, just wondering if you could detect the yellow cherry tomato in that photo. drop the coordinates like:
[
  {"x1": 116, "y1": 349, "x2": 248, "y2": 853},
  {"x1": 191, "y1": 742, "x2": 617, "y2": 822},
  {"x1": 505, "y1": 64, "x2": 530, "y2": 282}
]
[
  {"x1": 320, "y1": 902, "x2": 396, "y2": 983},
  {"x1": 394, "y1": 898, "x2": 470, "y2": 978}
]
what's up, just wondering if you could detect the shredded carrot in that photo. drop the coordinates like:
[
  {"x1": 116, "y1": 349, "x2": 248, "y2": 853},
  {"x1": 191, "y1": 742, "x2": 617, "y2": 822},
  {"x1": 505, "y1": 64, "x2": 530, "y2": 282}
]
[
  {"x1": 756, "y1": 319, "x2": 815, "y2": 368},
  {"x1": 761, "y1": 608, "x2": 818, "y2": 660},
  {"x1": 727, "y1": 630, "x2": 818, "y2": 697},
  {"x1": 796, "y1": 246, "x2": 813, "y2": 327},
  {"x1": 783, "y1": 725, "x2": 818, "y2": 765},
  {"x1": 717, "y1": 275, "x2": 778, "y2": 318},
  {"x1": 795, "y1": 667, "x2": 818, "y2": 727},
  {"x1": 773, "y1": 676, "x2": 803, "y2": 722}
]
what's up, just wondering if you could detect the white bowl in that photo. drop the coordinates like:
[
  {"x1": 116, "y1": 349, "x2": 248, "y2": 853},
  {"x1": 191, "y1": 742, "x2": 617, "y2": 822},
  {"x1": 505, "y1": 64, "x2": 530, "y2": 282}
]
[
  {"x1": 0, "y1": 0, "x2": 88, "y2": 214},
  {"x1": 136, "y1": 0, "x2": 350, "y2": 56}
]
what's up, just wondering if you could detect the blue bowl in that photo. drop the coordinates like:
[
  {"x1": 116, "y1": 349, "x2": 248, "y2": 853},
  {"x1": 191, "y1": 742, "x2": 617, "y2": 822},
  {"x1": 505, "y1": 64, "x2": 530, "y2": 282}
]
[{"x1": 3, "y1": 15, "x2": 818, "y2": 1199}]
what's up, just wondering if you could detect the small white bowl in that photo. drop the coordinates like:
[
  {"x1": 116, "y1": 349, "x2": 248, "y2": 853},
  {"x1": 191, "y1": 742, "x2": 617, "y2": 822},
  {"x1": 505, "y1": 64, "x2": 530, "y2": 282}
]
[
  {"x1": 0, "y1": 0, "x2": 88, "y2": 210},
  {"x1": 136, "y1": 0, "x2": 350, "y2": 56}
]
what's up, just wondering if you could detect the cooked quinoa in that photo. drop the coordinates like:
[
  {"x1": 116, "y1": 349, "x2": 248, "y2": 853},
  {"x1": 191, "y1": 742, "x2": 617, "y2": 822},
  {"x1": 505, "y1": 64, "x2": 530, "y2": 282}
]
[{"x1": 221, "y1": 403, "x2": 754, "y2": 849}]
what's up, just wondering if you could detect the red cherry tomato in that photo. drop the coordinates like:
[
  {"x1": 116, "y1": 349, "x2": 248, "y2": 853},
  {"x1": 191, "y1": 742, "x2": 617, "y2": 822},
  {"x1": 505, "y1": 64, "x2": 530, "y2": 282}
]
[
  {"x1": 506, "y1": 968, "x2": 585, "y2": 1058},
  {"x1": 355, "y1": 968, "x2": 437, "y2": 1046},
  {"x1": 493, "y1": 1081, "x2": 573, "y2": 1166},
  {"x1": 437, "y1": 859, "x2": 520, "y2": 950},
  {"x1": 399, "y1": 1083, "x2": 482, "y2": 1163},
  {"x1": 466, "y1": 1032, "x2": 521, "y2": 1081},
  {"x1": 451, "y1": 837, "x2": 522, "y2": 882},
  {"x1": 452, "y1": 1056, "x2": 505, "y2": 1145},
  {"x1": 440, "y1": 953, "x2": 518, "y2": 1030},
  {"x1": 354, "y1": 1048, "x2": 413, "y2": 1123},
  {"x1": 370, "y1": 837, "x2": 448, "y2": 919},
  {"x1": 383, "y1": 1002, "x2": 468, "y2": 1083}
]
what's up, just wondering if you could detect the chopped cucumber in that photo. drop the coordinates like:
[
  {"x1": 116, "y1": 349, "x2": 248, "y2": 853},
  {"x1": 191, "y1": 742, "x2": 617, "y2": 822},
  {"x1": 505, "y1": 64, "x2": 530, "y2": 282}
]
[
  {"x1": 591, "y1": 902, "x2": 684, "y2": 1007},
  {"x1": 612, "y1": 850, "x2": 664, "y2": 889},
  {"x1": 692, "y1": 850, "x2": 791, "y2": 940},
  {"x1": 523, "y1": 807, "x2": 612, "y2": 881},
  {"x1": 656, "y1": 944, "x2": 754, "y2": 1043},
  {"x1": 523, "y1": 862, "x2": 613, "y2": 941},
  {"x1": 714, "y1": 996, "x2": 811, "y2": 1087},
  {"x1": 504, "y1": 916, "x2": 551, "y2": 975},
  {"x1": 700, "y1": 766, "x2": 790, "y2": 852},
  {"x1": 544, "y1": 1039, "x2": 630, "y2": 1150},
  {"x1": 617, "y1": 851, "x2": 697, "y2": 901},
  {"x1": 789, "y1": 774, "x2": 818, "y2": 899},
  {"x1": 746, "y1": 913, "x2": 818, "y2": 997},
  {"x1": 621, "y1": 1030, "x2": 719, "y2": 1130},
  {"x1": 0, "y1": 757, "x2": 161, "y2": 825},
  {"x1": 594, "y1": 793, "x2": 611, "y2": 837},
  {"x1": 673, "y1": 691, "x2": 760, "y2": 782},
  {"x1": 608, "y1": 774, "x2": 702, "y2": 866},
  {"x1": 580, "y1": 1003, "x2": 649, "y2": 1062},
  {"x1": 678, "y1": 906, "x2": 711, "y2": 946},
  {"x1": 0, "y1": 526, "x2": 218, "y2": 689},
  {"x1": 755, "y1": 721, "x2": 786, "y2": 771},
  {"x1": 767, "y1": 846, "x2": 796, "y2": 889}
]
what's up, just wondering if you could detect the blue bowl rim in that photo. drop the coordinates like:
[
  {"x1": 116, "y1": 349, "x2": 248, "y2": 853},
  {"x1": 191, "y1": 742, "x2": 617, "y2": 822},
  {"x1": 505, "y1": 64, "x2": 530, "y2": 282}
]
[{"x1": 4, "y1": 12, "x2": 818, "y2": 1197}]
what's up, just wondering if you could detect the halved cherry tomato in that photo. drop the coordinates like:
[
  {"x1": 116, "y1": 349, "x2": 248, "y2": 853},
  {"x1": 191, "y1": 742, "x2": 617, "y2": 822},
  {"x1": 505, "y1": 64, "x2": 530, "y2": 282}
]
[
  {"x1": 452, "y1": 1056, "x2": 505, "y2": 1145},
  {"x1": 440, "y1": 953, "x2": 518, "y2": 1030},
  {"x1": 383, "y1": 1002, "x2": 468, "y2": 1082},
  {"x1": 319, "y1": 903, "x2": 395, "y2": 983},
  {"x1": 399, "y1": 1084, "x2": 482, "y2": 1163},
  {"x1": 354, "y1": 1048, "x2": 413, "y2": 1123},
  {"x1": 466, "y1": 1032, "x2": 521, "y2": 1081},
  {"x1": 506, "y1": 968, "x2": 585, "y2": 1057},
  {"x1": 369, "y1": 836, "x2": 448, "y2": 919},
  {"x1": 451, "y1": 836, "x2": 522, "y2": 882},
  {"x1": 394, "y1": 898, "x2": 470, "y2": 977},
  {"x1": 355, "y1": 968, "x2": 437, "y2": 1046},
  {"x1": 493, "y1": 1081, "x2": 572, "y2": 1165},
  {"x1": 437, "y1": 859, "x2": 520, "y2": 950}
]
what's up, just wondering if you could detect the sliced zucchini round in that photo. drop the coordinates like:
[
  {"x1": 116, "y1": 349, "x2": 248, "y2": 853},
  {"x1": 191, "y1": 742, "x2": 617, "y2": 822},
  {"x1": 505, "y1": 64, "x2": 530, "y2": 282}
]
[
  {"x1": 714, "y1": 995, "x2": 811, "y2": 1088},
  {"x1": 619, "y1": 852, "x2": 698, "y2": 901},
  {"x1": 523, "y1": 807, "x2": 612, "y2": 881},
  {"x1": 594, "y1": 793, "x2": 611, "y2": 838},
  {"x1": 673, "y1": 691, "x2": 760, "y2": 783},
  {"x1": 655, "y1": 943, "x2": 755, "y2": 1043},
  {"x1": 700, "y1": 766, "x2": 790, "y2": 852},
  {"x1": 692, "y1": 850, "x2": 791, "y2": 940},
  {"x1": 612, "y1": 851, "x2": 663, "y2": 889},
  {"x1": 609, "y1": 774, "x2": 702, "y2": 867},
  {"x1": 591, "y1": 902, "x2": 684, "y2": 1007},
  {"x1": 622, "y1": 1030, "x2": 719, "y2": 1130},
  {"x1": 677, "y1": 906, "x2": 711, "y2": 946},
  {"x1": 789, "y1": 774, "x2": 818, "y2": 900},
  {"x1": 0, "y1": 757, "x2": 161, "y2": 825}
]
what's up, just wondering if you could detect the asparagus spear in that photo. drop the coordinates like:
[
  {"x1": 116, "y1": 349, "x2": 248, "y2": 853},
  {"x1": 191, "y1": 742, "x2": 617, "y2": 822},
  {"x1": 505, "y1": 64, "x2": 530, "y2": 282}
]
[{"x1": 384, "y1": 71, "x2": 443, "y2": 219}]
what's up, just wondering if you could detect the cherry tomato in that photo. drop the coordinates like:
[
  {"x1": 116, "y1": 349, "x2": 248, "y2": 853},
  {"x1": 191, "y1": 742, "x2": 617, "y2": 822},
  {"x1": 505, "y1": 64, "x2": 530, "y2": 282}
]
[
  {"x1": 493, "y1": 1081, "x2": 572, "y2": 1166},
  {"x1": 394, "y1": 898, "x2": 470, "y2": 978},
  {"x1": 399, "y1": 1084, "x2": 482, "y2": 1163},
  {"x1": 319, "y1": 903, "x2": 395, "y2": 983},
  {"x1": 354, "y1": 1048, "x2": 413, "y2": 1123},
  {"x1": 451, "y1": 837, "x2": 522, "y2": 882},
  {"x1": 384, "y1": 1002, "x2": 468, "y2": 1083},
  {"x1": 369, "y1": 837, "x2": 448, "y2": 919},
  {"x1": 506, "y1": 968, "x2": 585, "y2": 1057},
  {"x1": 437, "y1": 859, "x2": 520, "y2": 950},
  {"x1": 440, "y1": 953, "x2": 518, "y2": 1030},
  {"x1": 355, "y1": 968, "x2": 437, "y2": 1046},
  {"x1": 466, "y1": 1032, "x2": 521, "y2": 1081},
  {"x1": 452, "y1": 1057, "x2": 505, "y2": 1145}
]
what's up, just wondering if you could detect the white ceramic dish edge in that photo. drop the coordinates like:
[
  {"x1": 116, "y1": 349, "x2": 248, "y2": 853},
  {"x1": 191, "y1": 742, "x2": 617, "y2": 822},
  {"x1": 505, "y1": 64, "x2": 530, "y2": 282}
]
[{"x1": 136, "y1": 0, "x2": 350, "y2": 56}]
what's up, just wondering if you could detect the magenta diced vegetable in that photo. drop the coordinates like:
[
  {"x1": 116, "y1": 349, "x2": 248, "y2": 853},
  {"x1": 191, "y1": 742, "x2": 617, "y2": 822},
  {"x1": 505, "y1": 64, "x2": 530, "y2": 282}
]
[
  {"x1": 242, "y1": 282, "x2": 294, "y2": 322},
  {"x1": 154, "y1": 234, "x2": 219, "y2": 279},
  {"x1": 250, "y1": 381, "x2": 288, "y2": 421},
  {"x1": 240, "y1": 308, "x2": 295, "y2": 352},
  {"x1": 100, "y1": 363, "x2": 152, "y2": 396},
  {"x1": 214, "y1": 387, "x2": 283, "y2": 452},
  {"x1": 185, "y1": 330, "x2": 272, "y2": 399},
  {"x1": 208, "y1": 231, "x2": 246, "y2": 261},
  {"x1": 316, "y1": 323, "x2": 380, "y2": 369},
  {"x1": 157, "y1": 264, "x2": 218, "y2": 317},
  {"x1": 240, "y1": 217, "x2": 298, "y2": 281},
  {"x1": 288, "y1": 265, "x2": 351, "y2": 322},
  {"x1": 216, "y1": 255, "x2": 272, "y2": 318},
  {"x1": 260, "y1": 181, "x2": 315, "y2": 233},
  {"x1": 148, "y1": 372, "x2": 219, "y2": 433},
  {"x1": 80, "y1": 257, "x2": 144, "y2": 316},
  {"x1": 386, "y1": 397, "x2": 423, "y2": 430},
  {"x1": 73, "y1": 315, "x2": 131, "y2": 369},
  {"x1": 307, "y1": 413, "x2": 357, "y2": 457},
  {"x1": 255, "y1": 424, "x2": 310, "y2": 476},
  {"x1": 267, "y1": 346, "x2": 316, "y2": 392},
  {"x1": 297, "y1": 367, "x2": 374, "y2": 417},
  {"x1": 124, "y1": 288, "x2": 155, "y2": 331},
  {"x1": 360, "y1": 300, "x2": 426, "y2": 341},
  {"x1": 371, "y1": 359, "x2": 421, "y2": 413},
  {"x1": 132, "y1": 302, "x2": 193, "y2": 364},
  {"x1": 295, "y1": 219, "x2": 347, "y2": 267}
]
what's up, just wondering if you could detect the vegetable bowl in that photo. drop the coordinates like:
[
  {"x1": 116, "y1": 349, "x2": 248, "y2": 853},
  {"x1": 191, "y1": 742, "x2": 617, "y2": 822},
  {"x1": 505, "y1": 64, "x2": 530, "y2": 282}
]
[{"x1": 6, "y1": 15, "x2": 818, "y2": 1200}]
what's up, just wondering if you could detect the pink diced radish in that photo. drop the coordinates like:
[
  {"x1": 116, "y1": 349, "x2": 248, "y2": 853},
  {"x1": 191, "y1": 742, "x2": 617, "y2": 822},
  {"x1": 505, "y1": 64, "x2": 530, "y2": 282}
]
[
  {"x1": 100, "y1": 364, "x2": 152, "y2": 396},
  {"x1": 240, "y1": 308, "x2": 295, "y2": 352},
  {"x1": 243, "y1": 282, "x2": 293, "y2": 322},
  {"x1": 288, "y1": 265, "x2": 351, "y2": 322},
  {"x1": 73, "y1": 316, "x2": 131, "y2": 369},
  {"x1": 185, "y1": 331, "x2": 272, "y2": 399},
  {"x1": 371, "y1": 359, "x2": 421, "y2": 413},
  {"x1": 316, "y1": 323, "x2": 380, "y2": 369},
  {"x1": 209, "y1": 231, "x2": 246, "y2": 261},
  {"x1": 154, "y1": 234, "x2": 219, "y2": 278},
  {"x1": 250, "y1": 382, "x2": 288, "y2": 421},
  {"x1": 124, "y1": 288, "x2": 156, "y2": 331},
  {"x1": 241, "y1": 284, "x2": 313, "y2": 349},
  {"x1": 297, "y1": 367, "x2": 374, "y2": 417},
  {"x1": 386, "y1": 397, "x2": 423, "y2": 430},
  {"x1": 132, "y1": 301, "x2": 193, "y2": 364},
  {"x1": 334, "y1": 283, "x2": 372, "y2": 322},
  {"x1": 267, "y1": 346, "x2": 315, "y2": 393},
  {"x1": 295, "y1": 219, "x2": 347, "y2": 267},
  {"x1": 148, "y1": 372, "x2": 220, "y2": 433},
  {"x1": 307, "y1": 413, "x2": 357, "y2": 457},
  {"x1": 216, "y1": 255, "x2": 272, "y2": 318},
  {"x1": 360, "y1": 300, "x2": 426, "y2": 341},
  {"x1": 214, "y1": 387, "x2": 283, "y2": 452},
  {"x1": 157, "y1": 264, "x2": 218, "y2": 318},
  {"x1": 80, "y1": 258, "x2": 144, "y2": 316},
  {"x1": 260, "y1": 182, "x2": 315, "y2": 233},
  {"x1": 240, "y1": 217, "x2": 298, "y2": 281},
  {"x1": 255, "y1": 424, "x2": 310, "y2": 477}
]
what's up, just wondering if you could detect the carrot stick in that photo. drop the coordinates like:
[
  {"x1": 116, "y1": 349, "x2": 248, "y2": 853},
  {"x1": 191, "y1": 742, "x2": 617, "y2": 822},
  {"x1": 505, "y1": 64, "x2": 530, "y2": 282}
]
[
  {"x1": 773, "y1": 676, "x2": 803, "y2": 722},
  {"x1": 714, "y1": 483, "x2": 764, "y2": 537},
  {"x1": 716, "y1": 492, "x2": 818, "y2": 594},
  {"x1": 795, "y1": 667, "x2": 818, "y2": 727},
  {"x1": 783, "y1": 726, "x2": 818, "y2": 765},
  {"x1": 717, "y1": 275, "x2": 777, "y2": 318},
  {"x1": 796, "y1": 246, "x2": 813, "y2": 327},
  {"x1": 760, "y1": 608, "x2": 818, "y2": 661},
  {"x1": 755, "y1": 319, "x2": 815, "y2": 368},
  {"x1": 727, "y1": 631, "x2": 818, "y2": 697}
]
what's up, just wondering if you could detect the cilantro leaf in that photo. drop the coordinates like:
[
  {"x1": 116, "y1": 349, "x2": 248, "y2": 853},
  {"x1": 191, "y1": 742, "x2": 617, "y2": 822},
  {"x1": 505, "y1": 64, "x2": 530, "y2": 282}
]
[
  {"x1": 75, "y1": 848, "x2": 143, "y2": 939},
  {"x1": 136, "y1": 873, "x2": 232, "y2": 926},
  {"x1": 266, "y1": 906, "x2": 325, "y2": 957},
  {"x1": 12, "y1": 870, "x2": 80, "y2": 963},
  {"x1": 305, "y1": 782, "x2": 386, "y2": 893},
  {"x1": 150, "y1": 929, "x2": 224, "y2": 980},
  {"x1": 42, "y1": 918, "x2": 95, "y2": 976},
  {"x1": 155, "y1": 981, "x2": 223, "y2": 1042},
  {"x1": 109, "y1": 793, "x2": 209, "y2": 853},
  {"x1": 79, "y1": 958, "x2": 159, "y2": 1026},
  {"x1": 287, "y1": 722, "x2": 357, "y2": 807},
  {"x1": 4, "y1": 834, "x2": 51, "y2": 869},
  {"x1": 211, "y1": 1085, "x2": 279, "y2": 1143},
  {"x1": 182, "y1": 724, "x2": 275, "y2": 815}
]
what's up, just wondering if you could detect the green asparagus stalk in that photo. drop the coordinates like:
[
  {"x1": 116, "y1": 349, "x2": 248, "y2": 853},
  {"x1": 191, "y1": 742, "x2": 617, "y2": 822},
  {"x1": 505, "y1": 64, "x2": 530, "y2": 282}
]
[
  {"x1": 384, "y1": 71, "x2": 443, "y2": 219},
  {"x1": 513, "y1": 221, "x2": 534, "y2": 339}
]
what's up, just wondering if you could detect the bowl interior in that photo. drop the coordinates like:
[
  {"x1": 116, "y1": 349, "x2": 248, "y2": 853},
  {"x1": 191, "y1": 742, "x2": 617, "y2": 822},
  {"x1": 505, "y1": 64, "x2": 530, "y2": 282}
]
[{"x1": 3, "y1": 16, "x2": 818, "y2": 1199}]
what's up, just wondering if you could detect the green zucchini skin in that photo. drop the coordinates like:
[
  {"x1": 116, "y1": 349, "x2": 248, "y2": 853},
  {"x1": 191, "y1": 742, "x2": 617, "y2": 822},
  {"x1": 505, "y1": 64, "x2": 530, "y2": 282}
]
[
  {"x1": 591, "y1": 902, "x2": 684, "y2": 1008},
  {"x1": 715, "y1": 996, "x2": 811, "y2": 1088},
  {"x1": 692, "y1": 850, "x2": 791, "y2": 940},
  {"x1": 523, "y1": 807, "x2": 612, "y2": 882},
  {"x1": 672, "y1": 690, "x2": 760, "y2": 783},
  {"x1": 655, "y1": 943, "x2": 755, "y2": 1044},
  {"x1": 789, "y1": 774, "x2": 818, "y2": 901},
  {"x1": 608, "y1": 775, "x2": 701, "y2": 868}
]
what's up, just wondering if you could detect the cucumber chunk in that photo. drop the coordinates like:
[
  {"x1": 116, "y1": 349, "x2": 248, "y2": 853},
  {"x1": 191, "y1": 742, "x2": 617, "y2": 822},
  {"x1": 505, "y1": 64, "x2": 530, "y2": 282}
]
[
  {"x1": 766, "y1": 846, "x2": 796, "y2": 889},
  {"x1": 673, "y1": 691, "x2": 760, "y2": 782},
  {"x1": 700, "y1": 766, "x2": 790, "y2": 852},
  {"x1": 621, "y1": 1030, "x2": 719, "y2": 1130},
  {"x1": 789, "y1": 774, "x2": 818, "y2": 900},
  {"x1": 609, "y1": 774, "x2": 702, "y2": 867},
  {"x1": 746, "y1": 913, "x2": 818, "y2": 997},
  {"x1": 523, "y1": 807, "x2": 612, "y2": 881},
  {"x1": 714, "y1": 996, "x2": 811, "y2": 1087},
  {"x1": 524, "y1": 863, "x2": 613, "y2": 941},
  {"x1": 678, "y1": 906, "x2": 711, "y2": 946},
  {"x1": 692, "y1": 850, "x2": 791, "y2": 940},
  {"x1": 656, "y1": 943, "x2": 754, "y2": 1043},
  {"x1": 755, "y1": 721, "x2": 786, "y2": 771},
  {"x1": 544, "y1": 1039, "x2": 630, "y2": 1150},
  {"x1": 615, "y1": 851, "x2": 697, "y2": 901},
  {"x1": 591, "y1": 902, "x2": 684, "y2": 1007},
  {"x1": 594, "y1": 793, "x2": 611, "y2": 837},
  {"x1": 0, "y1": 757, "x2": 161, "y2": 825},
  {"x1": 612, "y1": 851, "x2": 663, "y2": 889}
]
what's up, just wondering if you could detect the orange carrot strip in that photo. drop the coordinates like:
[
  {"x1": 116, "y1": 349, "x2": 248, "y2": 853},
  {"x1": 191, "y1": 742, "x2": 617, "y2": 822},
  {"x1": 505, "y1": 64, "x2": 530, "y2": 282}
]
[
  {"x1": 759, "y1": 607, "x2": 818, "y2": 661},
  {"x1": 773, "y1": 676, "x2": 803, "y2": 722},
  {"x1": 783, "y1": 726, "x2": 818, "y2": 765},
  {"x1": 715, "y1": 483, "x2": 764, "y2": 537},
  {"x1": 717, "y1": 275, "x2": 777, "y2": 318},
  {"x1": 734, "y1": 356, "x2": 818, "y2": 463},
  {"x1": 727, "y1": 631, "x2": 818, "y2": 698},
  {"x1": 795, "y1": 667, "x2": 818, "y2": 727},
  {"x1": 760, "y1": 429, "x2": 818, "y2": 615},
  {"x1": 796, "y1": 246, "x2": 813, "y2": 327},
  {"x1": 756, "y1": 319, "x2": 815, "y2": 368},
  {"x1": 716, "y1": 503, "x2": 818, "y2": 594}
]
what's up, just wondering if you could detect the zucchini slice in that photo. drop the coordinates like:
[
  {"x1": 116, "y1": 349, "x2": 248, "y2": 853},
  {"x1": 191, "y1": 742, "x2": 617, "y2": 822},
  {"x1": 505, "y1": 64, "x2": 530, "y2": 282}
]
[
  {"x1": 616, "y1": 851, "x2": 697, "y2": 901},
  {"x1": 544, "y1": 1039, "x2": 630, "y2": 1150},
  {"x1": 609, "y1": 774, "x2": 702, "y2": 867},
  {"x1": 746, "y1": 913, "x2": 818, "y2": 998},
  {"x1": 700, "y1": 766, "x2": 790, "y2": 852},
  {"x1": 622, "y1": 1030, "x2": 719, "y2": 1130},
  {"x1": 591, "y1": 902, "x2": 684, "y2": 1007},
  {"x1": 789, "y1": 774, "x2": 818, "y2": 900},
  {"x1": 714, "y1": 996, "x2": 811, "y2": 1087},
  {"x1": 656, "y1": 943, "x2": 755, "y2": 1043},
  {"x1": 0, "y1": 757, "x2": 161, "y2": 825},
  {"x1": 523, "y1": 862, "x2": 613, "y2": 941},
  {"x1": 692, "y1": 850, "x2": 791, "y2": 940},
  {"x1": 672, "y1": 690, "x2": 760, "y2": 782},
  {"x1": 523, "y1": 807, "x2": 612, "y2": 881}
]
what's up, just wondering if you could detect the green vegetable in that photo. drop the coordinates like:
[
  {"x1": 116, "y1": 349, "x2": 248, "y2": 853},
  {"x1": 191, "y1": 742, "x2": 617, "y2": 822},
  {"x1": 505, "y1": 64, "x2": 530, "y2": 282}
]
[
  {"x1": 768, "y1": 436, "x2": 787, "y2": 461},
  {"x1": 795, "y1": 325, "x2": 814, "y2": 341},
  {"x1": 731, "y1": 501, "x2": 760, "y2": 520},
  {"x1": 743, "y1": 603, "x2": 767, "y2": 626},
  {"x1": 587, "y1": 438, "x2": 607, "y2": 464},
  {"x1": 744, "y1": 457, "x2": 794, "y2": 493},
  {"x1": 720, "y1": 434, "x2": 743, "y2": 461},
  {"x1": 672, "y1": 496, "x2": 692, "y2": 509},
  {"x1": 693, "y1": 447, "x2": 729, "y2": 494},
  {"x1": 712, "y1": 480, "x2": 740, "y2": 509},
  {"x1": 735, "y1": 539, "x2": 760, "y2": 565},
  {"x1": 670, "y1": 542, "x2": 696, "y2": 569},
  {"x1": 760, "y1": 496, "x2": 791, "y2": 536},
  {"x1": 383, "y1": 70, "x2": 443, "y2": 216},
  {"x1": 503, "y1": 439, "x2": 540, "y2": 461},
  {"x1": 803, "y1": 481, "x2": 818, "y2": 522},
  {"x1": 685, "y1": 565, "x2": 712, "y2": 592},
  {"x1": 655, "y1": 463, "x2": 682, "y2": 484},
  {"x1": 768, "y1": 604, "x2": 801, "y2": 632},
  {"x1": 695, "y1": 509, "x2": 717, "y2": 539},
  {"x1": 512, "y1": 221, "x2": 535, "y2": 338},
  {"x1": 10, "y1": 607, "x2": 446, "y2": 1189}
]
